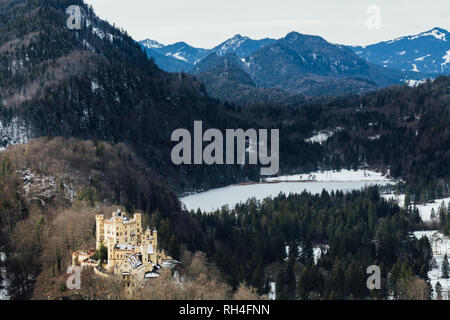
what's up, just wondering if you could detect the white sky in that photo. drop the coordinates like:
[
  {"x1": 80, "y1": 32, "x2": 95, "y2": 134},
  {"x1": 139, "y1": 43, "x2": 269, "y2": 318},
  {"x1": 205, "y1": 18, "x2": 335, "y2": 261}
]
[{"x1": 84, "y1": 0, "x2": 450, "y2": 48}]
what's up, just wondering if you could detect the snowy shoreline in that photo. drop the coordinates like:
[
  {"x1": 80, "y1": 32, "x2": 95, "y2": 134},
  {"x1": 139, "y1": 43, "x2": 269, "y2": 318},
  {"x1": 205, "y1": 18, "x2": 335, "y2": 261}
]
[{"x1": 265, "y1": 169, "x2": 393, "y2": 183}]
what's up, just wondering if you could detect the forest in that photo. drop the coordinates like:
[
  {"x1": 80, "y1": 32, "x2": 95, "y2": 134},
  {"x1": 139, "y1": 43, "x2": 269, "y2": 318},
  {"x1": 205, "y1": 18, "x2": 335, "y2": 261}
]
[{"x1": 182, "y1": 187, "x2": 433, "y2": 299}]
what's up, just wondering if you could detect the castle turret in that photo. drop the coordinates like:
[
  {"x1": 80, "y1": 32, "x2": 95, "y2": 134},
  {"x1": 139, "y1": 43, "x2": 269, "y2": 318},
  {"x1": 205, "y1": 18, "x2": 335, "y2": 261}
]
[
  {"x1": 72, "y1": 252, "x2": 78, "y2": 266},
  {"x1": 134, "y1": 213, "x2": 142, "y2": 232},
  {"x1": 95, "y1": 214, "x2": 104, "y2": 250},
  {"x1": 153, "y1": 228, "x2": 158, "y2": 248}
]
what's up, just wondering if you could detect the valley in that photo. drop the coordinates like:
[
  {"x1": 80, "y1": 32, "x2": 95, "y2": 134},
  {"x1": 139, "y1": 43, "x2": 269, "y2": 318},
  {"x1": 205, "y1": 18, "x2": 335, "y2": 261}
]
[{"x1": 0, "y1": 0, "x2": 449, "y2": 302}]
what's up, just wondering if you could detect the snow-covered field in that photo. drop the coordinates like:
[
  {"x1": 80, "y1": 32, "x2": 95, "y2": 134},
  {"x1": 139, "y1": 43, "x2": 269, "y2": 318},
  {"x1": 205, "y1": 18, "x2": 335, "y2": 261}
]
[
  {"x1": 415, "y1": 198, "x2": 450, "y2": 222},
  {"x1": 181, "y1": 170, "x2": 395, "y2": 212},
  {"x1": 414, "y1": 231, "x2": 450, "y2": 299},
  {"x1": 0, "y1": 252, "x2": 9, "y2": 300},
  {"x1": 382, "y1": 195, "x2": 450, "y2": 222}
]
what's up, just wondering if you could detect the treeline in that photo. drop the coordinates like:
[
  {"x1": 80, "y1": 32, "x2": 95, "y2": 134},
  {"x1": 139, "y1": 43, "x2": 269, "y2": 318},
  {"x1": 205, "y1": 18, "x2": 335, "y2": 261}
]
[{"x1": 183, "y1": 187, "x2": 433, "y2": 299}]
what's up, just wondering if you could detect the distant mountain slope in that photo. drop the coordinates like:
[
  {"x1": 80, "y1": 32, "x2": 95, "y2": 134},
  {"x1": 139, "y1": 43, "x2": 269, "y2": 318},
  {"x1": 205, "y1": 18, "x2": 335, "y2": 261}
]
[
  {"x1": 191, "y1": 32, "x2": 424, "y2": 100},
  {"x1": 141, "y1": 46, "x2": 191, "y2": 72},
  {"x1": 210, "y1": 34, "x2": 276, "y2": 57},
  {"x1": 138, "y1": 34, "x2": 275, "y2": 73},
  {"x1": 350, "y1": 27, "x2": 450, "y2": 75},
  {"x1": 193, "y1": 52, "x2": 294, "y2": 105},
  {"x1": 139, "y1": 38, "x2": 206, "y2": 72},
  {"x1": 245, "y1": 32, "x2": 416, "y2": 93},
  {"x1": 155, "y1": 41, "x2": 209, "y2": 65}
]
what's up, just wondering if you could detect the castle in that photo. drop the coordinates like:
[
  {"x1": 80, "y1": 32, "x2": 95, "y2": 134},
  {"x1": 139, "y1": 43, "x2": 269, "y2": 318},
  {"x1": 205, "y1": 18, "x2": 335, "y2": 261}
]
[{"x1": 72, "y1": 209, "x2": 175, "y2": 295}]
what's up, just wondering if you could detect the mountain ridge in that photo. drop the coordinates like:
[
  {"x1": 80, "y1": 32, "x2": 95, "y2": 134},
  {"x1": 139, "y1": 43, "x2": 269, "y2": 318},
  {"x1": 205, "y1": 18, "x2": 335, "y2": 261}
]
[
  {"x1": 188, "y1": 31, "x2": 424, "y2": 101},
  {"x1": 350, "y1": 27, "x2": 450, "y2": 74}
]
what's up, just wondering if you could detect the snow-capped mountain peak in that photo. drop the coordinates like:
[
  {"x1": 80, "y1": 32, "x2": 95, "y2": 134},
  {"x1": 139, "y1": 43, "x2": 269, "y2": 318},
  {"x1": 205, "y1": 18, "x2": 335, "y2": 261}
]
[
  {"x1": 213, "y1": 34, "x2": 250, "y2": 56},
  {"x1": 211, "y1": 34, "x2": 276, "y2": 58},
  {"x1": 350, "y1": 27, "x2": 450, "y2": 75},
  {"x1": 140, "y1": 39, "x2": 165, "y2": 49},
  {"x1": 387, "y1": 27, "x2": 448, "y2": 44}
]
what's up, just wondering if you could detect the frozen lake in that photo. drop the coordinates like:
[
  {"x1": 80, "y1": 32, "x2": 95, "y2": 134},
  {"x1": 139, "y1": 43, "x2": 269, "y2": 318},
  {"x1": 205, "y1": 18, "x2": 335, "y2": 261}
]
[{"x1": 181, "y1": 170, "x2": 395, "y2": 212}]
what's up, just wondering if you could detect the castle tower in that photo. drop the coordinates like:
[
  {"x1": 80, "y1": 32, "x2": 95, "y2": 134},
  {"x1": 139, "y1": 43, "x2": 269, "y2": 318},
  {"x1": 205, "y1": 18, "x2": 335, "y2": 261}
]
[
  {"x1": 106, "y1": 240, "x2": 115, "y2": 271},
  {"x1": 72, "y1": 252, "x2": 78, "y2": 266},
  {"x1": 95, "y1": 214, "x2": 105, "y2": 250},
  {"x1": 134, "y1": 213, "x2": 142, "y2": 232},
  {"x1": 153, "y1": 228, "x2": 158, "y2": 248}
]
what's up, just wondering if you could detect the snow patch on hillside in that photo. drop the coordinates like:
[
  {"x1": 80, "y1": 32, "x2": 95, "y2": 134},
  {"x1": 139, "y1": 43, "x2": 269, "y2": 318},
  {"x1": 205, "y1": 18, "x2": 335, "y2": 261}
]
[
  {"x1": 92, "y1": 27, "x2": 113, "y2": 43},
  {"x1": 415, "y1": 54, "x2": 431, "y2": 61},
  {"x1": 305, "y1": 127, "x2": 343, "y2": 145},
  {"x1": 0, "y1": 252, "x2": 9, "y2": 300},
  {"x1": 0, "y1": 117, "x2": 31, "y2": 151},
  {"x1": 269, "y1": 282, "x2": 276, "y2": 300},
  {"x1": 405, "y1": 79, "x2": 426, "y2": 87},
  {"x1": 140, "y1": 39, "x2": 164, "y2": 49},
  {"x1": 368, "y1": 135, "x2": 381, "y2": 141},
  {"x1": 285, "y1": 245, "x2": 329, "y2": 265},
  {"x1": 388, "y1": 28, "x2": 447, "y2": 44},
  {"x1": 413, "y1": 29, "x2": 447, "y2": 42},
  {"x1": 441, "y1": 50, "x2": 450, "y2": 71},
  {"x1": 172, "y1": 52, "x2": 187, "y2": 62}
]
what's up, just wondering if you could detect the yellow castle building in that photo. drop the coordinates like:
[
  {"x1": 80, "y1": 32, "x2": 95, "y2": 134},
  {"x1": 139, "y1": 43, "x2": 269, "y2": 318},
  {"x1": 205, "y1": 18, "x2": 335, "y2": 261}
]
[{"x1": 73, "y1": 209, "x2": 175, "y2": 295}]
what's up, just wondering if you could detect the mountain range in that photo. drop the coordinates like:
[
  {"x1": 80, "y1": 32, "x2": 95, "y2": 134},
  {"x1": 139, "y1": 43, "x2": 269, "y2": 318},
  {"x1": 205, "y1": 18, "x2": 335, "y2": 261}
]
[
  {"x1": 140, "y1": 29, "x2": 448, "y2": 100},
  {"x1": 141, "y1": 27, "x2": 450, "y2": 76}
]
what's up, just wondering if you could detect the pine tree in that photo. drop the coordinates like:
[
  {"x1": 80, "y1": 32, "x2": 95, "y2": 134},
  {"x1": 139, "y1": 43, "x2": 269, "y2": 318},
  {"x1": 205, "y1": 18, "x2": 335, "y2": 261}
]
[
  {"x1": 276, "y1": 259, "x2": 296, "y2": 300},
  {"x1": 435, "y1": 281, "x2": 443, "y2": 300},
  {"x1": 442, "y1": 255, "x2": 449, "y2": 279},
  {"x1": 404, "y1": 189, "x2": 411, "y2": 209},
  {"x1": 430, "y1": 208, "x2": 436, "y2": 222},
  {"x1": 439, "y1": 202, "x2": 447, "y2": 227},
  {"x1": 167, "y1": 235, "x2": 179, "y2": 259}
]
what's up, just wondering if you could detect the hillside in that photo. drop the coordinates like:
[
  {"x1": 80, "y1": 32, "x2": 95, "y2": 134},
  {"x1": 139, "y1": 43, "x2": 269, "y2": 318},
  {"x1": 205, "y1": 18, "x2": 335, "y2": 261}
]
[
  {"x1": 0, "y1": 0, "x2": 261, "y2": 191},
  {"x1": 0, "y1": 137, "x2": 267, "y2": 299}
]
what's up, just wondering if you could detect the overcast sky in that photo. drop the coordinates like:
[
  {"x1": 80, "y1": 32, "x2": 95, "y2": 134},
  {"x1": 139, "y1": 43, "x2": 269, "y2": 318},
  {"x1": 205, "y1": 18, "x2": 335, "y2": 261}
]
[{"x1": 84, "y1": 0, "x2": 450, "y2": 48}]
